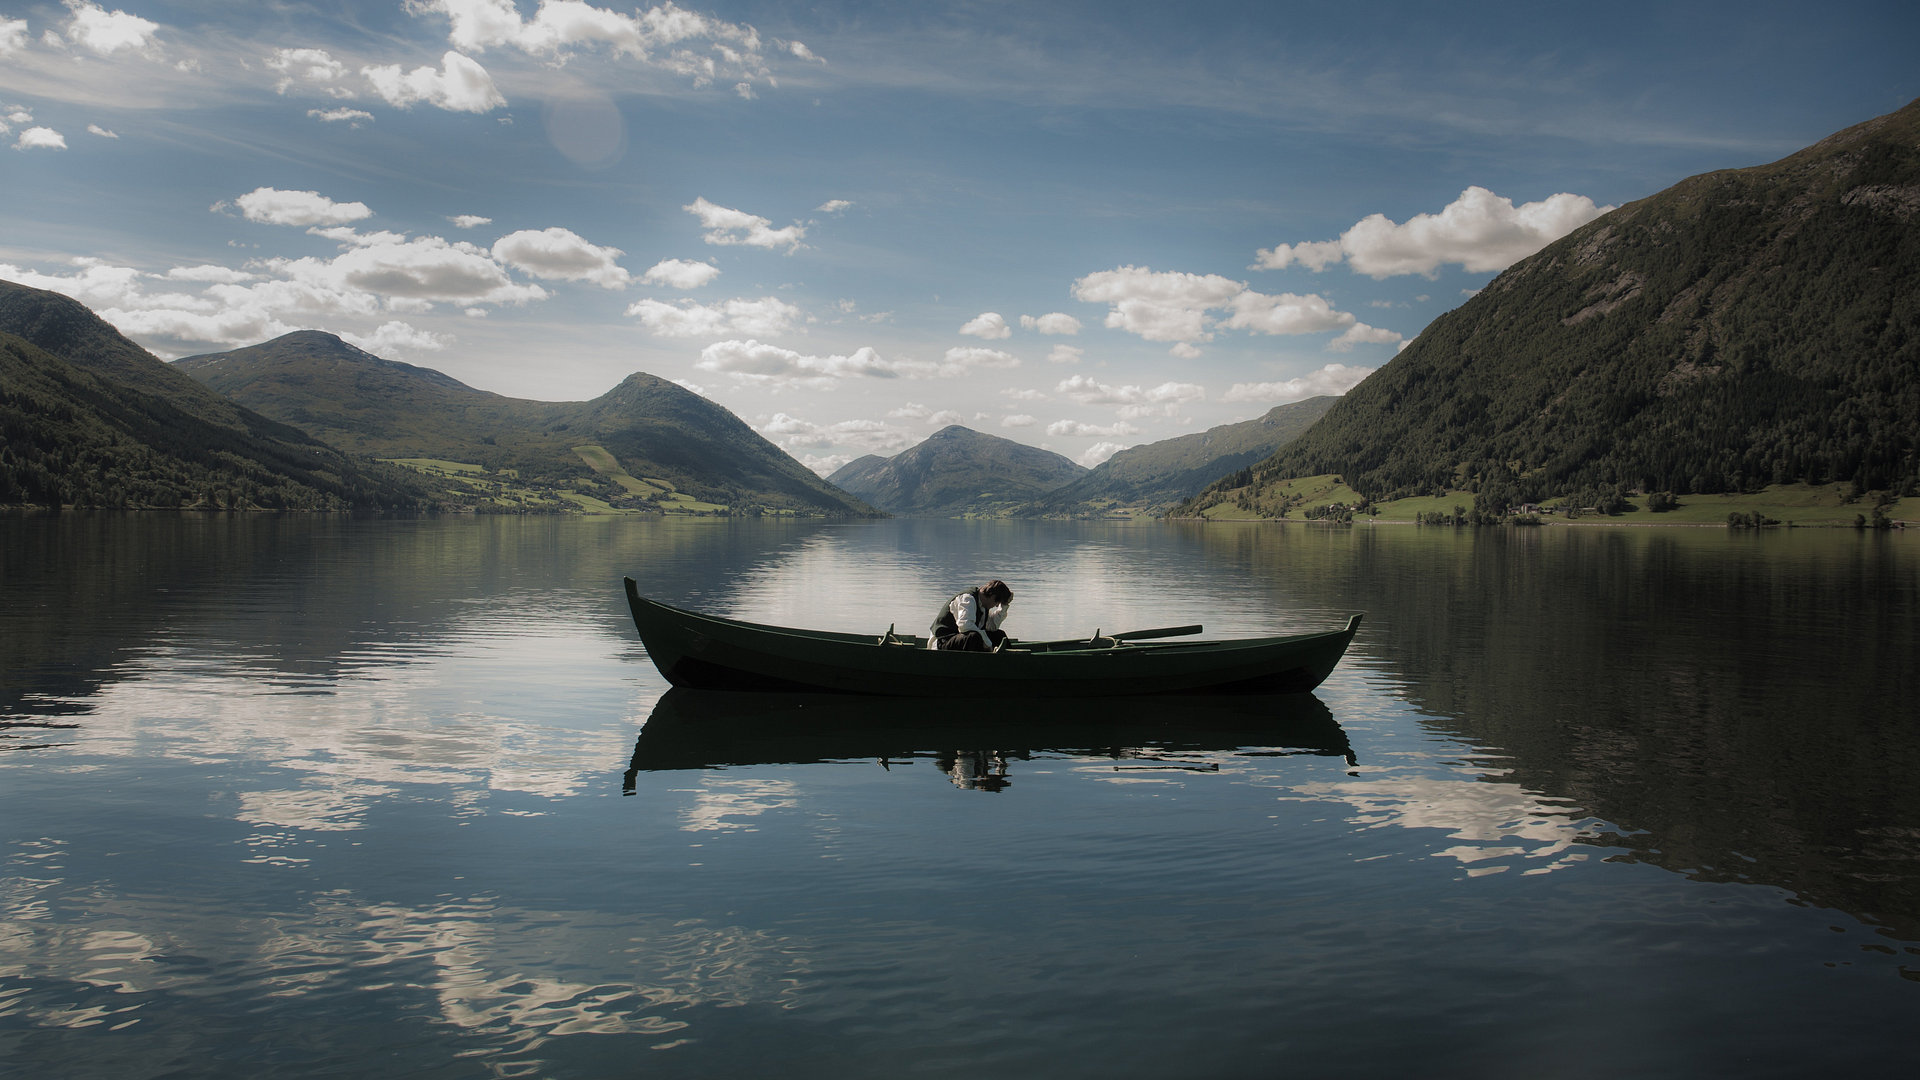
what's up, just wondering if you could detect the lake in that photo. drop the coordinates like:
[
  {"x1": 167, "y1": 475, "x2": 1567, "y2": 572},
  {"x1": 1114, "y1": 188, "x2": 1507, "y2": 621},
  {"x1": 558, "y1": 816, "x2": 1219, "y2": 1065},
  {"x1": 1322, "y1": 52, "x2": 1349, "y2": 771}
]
[{"x1": 2, "y1": 514, "x2": 1916, "y2": 1078}]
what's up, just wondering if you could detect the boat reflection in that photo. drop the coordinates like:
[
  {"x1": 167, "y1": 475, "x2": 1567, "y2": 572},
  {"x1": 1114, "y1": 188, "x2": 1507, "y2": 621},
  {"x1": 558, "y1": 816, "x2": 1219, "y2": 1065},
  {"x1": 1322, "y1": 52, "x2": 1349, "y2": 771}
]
[{"x1": 623, "y1": 687, "x2": 1354, "y2": 792}]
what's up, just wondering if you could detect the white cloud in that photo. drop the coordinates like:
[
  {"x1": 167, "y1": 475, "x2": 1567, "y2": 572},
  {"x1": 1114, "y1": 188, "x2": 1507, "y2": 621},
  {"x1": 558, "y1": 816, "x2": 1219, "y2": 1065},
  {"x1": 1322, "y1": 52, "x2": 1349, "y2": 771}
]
[
  {"x1": 1002, "y1": 387, "x2": 1047, "y2": 402},
  {"x1": 268, "y1": 47, "x2": 347, "y2": 93},
  {"x1": 626, "y1": 296, "x2": 802, "y2": 337},
  {"x1": 1222, "y1": 363, "x2": 1376, "y2": 403},
  {"x1": 1221, "y1": 290, "x2": 1354, "y2": 336},
  {"x1": 960, "y1": 311, "x2": 1010, "y2": 339},
  {"x1": 491, "y1": 227, "x2": 630, "y2": 287},
  {"x1": 13, "y1": 127, "x2": 66, "y2": 150},
  {"x1": 450, "y1": 214, "x2": 491, "y2": 229},
  {"x1": 165, "y1": 264, "x2": 254, "y2": 284},
  {"x1": 1328, "y1": 322, "x2": 1405, "y2": 352},
  {"x1": 1020, "y1": 312, "x2": 1081, "y2": 335},
  {"x1": 229, "y1": 187, "x2": 373, "y2": 227},
  {"x1": 788, "y1": 40, "x2": 822, "y2": 63},
  {"x1": 282, "y1": 234, "x2": 548, "y2": 305},
  {"x1": 642, "y1": 258, "x2": 721, "y2": 289},
  {"x1": 62, "y1": 1, "x2": 159, "y2": 56},
  {"x1": 814, "y1": 199, "x2": 850, "y2": 213},
  {"x1": 363, "y1": 51, "x2": 505, "y2": 113},
  {"x1": 308, "y1": 108, "x2": 373, "y2": 125},
  {"x1": 1057, "y1": 375, "x2": 1204, "y2": 419},
  {"x1": 888, "y1": 403, "x2": 964, "y2": 427},
  {"x1": 0, "y1": 19, "x2": 28, "y2": 55},
  {"x1": 697, "y1": 339, "x2": 907, "y2": 388},
  {"x1": 419, "y1": 0, "x2": 785, "y2": 90},
  {"x1": 1047, "y1": 343, "x2": 1083, "y2": 365},
  {"x1": 343, "y1": 320, "x2": 451, "y2": 355},
  {"x1": 1077, "y1": 441, "x2": 1127, "y2": 468},
  {"x1": 685, "y1": 197, "x2": 805, "y2": 252},
  {"x1": 1073, "y1": 264, "x2": 1380, "y2": 349},
  {"x1": 1047, "y1": 419, "x2": 1139, "y2": 438},
  {"x1": 1001, "y1": 414, "x2": 1037, "y2": 428},
  {"x1": 86, "y1": 123, "x2": 118, "y2": 137},
  {"x1": 1071, "y1": 266, "x2": 1243, "y2": 343},
  {"x1": 942, "y1": 346, "x2": 1021, "y2": 371},
  {"x1": 1253, "y1": 186, "x2": 1614, "y2": 279},
  {"x1": 755, "y1": 411, "x2": 913, "y2": 471}
]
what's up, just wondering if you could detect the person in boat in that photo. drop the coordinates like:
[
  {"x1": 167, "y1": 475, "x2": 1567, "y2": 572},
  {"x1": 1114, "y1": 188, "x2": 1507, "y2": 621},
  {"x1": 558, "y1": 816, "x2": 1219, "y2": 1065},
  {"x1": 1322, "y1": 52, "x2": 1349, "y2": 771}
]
[{"x1": 929, "y1": 579, "x2": 1013, "y2": 651}]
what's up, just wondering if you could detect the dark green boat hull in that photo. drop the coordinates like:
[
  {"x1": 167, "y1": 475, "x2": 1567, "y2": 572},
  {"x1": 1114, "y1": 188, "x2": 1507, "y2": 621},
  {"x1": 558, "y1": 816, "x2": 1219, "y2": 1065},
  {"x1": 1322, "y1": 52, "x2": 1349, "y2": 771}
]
[{"x1": 624, "y1": 579, "x2": 1361, "y2": 698}]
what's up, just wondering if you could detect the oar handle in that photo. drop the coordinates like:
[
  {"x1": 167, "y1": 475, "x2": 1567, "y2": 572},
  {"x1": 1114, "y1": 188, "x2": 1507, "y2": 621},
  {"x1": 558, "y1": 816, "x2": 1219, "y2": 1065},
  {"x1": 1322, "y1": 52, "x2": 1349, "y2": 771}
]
[{"x1": 1110, "y1": 624, "x2": 1204, "y2": 642}]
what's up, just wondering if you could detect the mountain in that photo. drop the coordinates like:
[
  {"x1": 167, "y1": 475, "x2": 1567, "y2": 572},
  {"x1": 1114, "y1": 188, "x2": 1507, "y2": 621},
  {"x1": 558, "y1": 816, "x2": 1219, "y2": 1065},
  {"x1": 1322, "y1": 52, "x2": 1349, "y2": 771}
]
[
  {"x1": 1179, "y1": 98, "x2": 1920, "y2": 516},
  {"x1": 176, "y1": 331, "x2": 875, "y2": 516},
  {"x1": 0, "y1": 281, "x2": 428, "y2": 511},
  {"x1": 1019, "y1": 397, "x2": 1336, "y2": 517},
  {"x1": 827, "y1": 425, "x2": 1087, "y2": 516}
]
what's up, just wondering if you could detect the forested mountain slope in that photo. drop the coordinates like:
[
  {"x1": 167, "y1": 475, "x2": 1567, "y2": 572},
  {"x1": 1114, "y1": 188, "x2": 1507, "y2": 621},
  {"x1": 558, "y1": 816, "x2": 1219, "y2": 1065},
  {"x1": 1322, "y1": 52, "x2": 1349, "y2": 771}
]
[
  {"x1": 827, "y1": 426, "x2": 1086, "y2": 516},
  {"x1": 0, "y1": 283, "x2": 427, "y2": 511},
  {"x1": 178, "y1": 332, "x2": 875, "y2": 516},
  {"x1": 1021, "y1": 397, "x2": 1335, "y2": 516},
  {"x1": 1180, "y1": 98, "x2": 1920, "y2": 515}
]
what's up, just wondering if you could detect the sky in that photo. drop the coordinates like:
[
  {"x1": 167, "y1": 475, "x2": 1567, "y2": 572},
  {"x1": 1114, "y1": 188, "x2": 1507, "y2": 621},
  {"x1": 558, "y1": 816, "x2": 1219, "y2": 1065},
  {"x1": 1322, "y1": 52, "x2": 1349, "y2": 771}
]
[{"x1": 2, "y1": 1, "x2": 1915, "y2": 475}]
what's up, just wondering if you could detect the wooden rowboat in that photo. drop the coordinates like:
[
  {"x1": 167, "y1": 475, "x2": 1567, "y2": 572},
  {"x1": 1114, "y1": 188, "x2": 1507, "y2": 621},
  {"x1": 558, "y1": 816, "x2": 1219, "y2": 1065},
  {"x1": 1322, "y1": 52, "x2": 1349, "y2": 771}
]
[{"x1": 623, "y1": 579, "x2": 1361, "y2": 698}]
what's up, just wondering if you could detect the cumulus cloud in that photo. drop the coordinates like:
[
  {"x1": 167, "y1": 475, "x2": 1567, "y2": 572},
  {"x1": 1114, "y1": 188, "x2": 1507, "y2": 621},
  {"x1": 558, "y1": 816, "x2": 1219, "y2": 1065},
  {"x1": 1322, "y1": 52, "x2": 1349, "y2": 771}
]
[
  {"x1": 343, "y1": 320, "x2": 451, "y2": 355},
  {"x1": 60, "y1": 1, "x2": 160, "y2": 56},
  {"x1": 491, "y1": 227, "x2": 630, "y2": 287},
  {"x1": 697, "y1": 339, "x2": 909, "y2": 388},
  {"x1": 1001, "y1": 414, "x2": 1037, "y2": 428},
  {"x1": 363, "y1": 51, "x2": 505, "y2": 113},
  {"x1": 642, "y1": 258, "x2": 721, "y2": 289},
  {"x1": 889, "y1": 403, "x2": 964, "y2": 427},
  {"x1": 165, "y1": 264, "x2": 254, "y2": 284},
  {"x1": 450, "y1": 214, "x2": 492, "y2": 229},
  {"x1": 1056, "y1": 375, "x2": 1204, "y2": 419},
  {"x1": 268, "y1": 47, "x2": 347, "y2": 93},
  {"x1": 1328, "y1": 322, "x2": 1405, "y2": 352},
  {"x1": 227, "y1": 187, "x2": 373, "y2": 227},
  {"x1": 1047, "y1": 419, "x2": 1139, "y2": 438},
  {"x1": 1221, "y1": 290, "x2": 1353, "y2": 336},
  {"x1": 942, "y1": 346, "x2": 1020, "y2": 371},
  {"x1": 815, "y1": 199, "x2": 850, "y2": 213},
  {"x1": 0, "y1": 19, "x2": 28, "y2": 55},
  {"x1": 1072, "y1": 264, "x2": 1393, "y2": 352},
  {"x1": 1047, "y1": 343, "x2": 1083, "y2": 365},
  {"x1": 626, "y1": 296, "x2": 802, "y2": 337},
  {"x1": 86, "y1": 123, "x2": 118, "y2": 137},
  {"x1": 308, "y1": 108, "x2": 373, "y2": 125},
  {"x1": 1253, "y1": 186, "x2": 1614, "y2": 279},
  {"x1": 685, "y1": 197, "x2": 805, "y2": 252},
  {"x1": 960, "y1": 311, "x2": 1010, "y2": 339},
  {"x1": 1020, "y1": 312, "x2": 1081, "y2": 335},
  {"x1": 1077, "y1": 441, "x2": 1127, "y2": 468},
  {"x1": 13, "y1": 127, "x2": 66, "y2": 151},
  {"x1": 756, "y1": 411, "x2": 911, "y2": 474},
  {"x1": 288, "y1": 234, "x2": 548, "y2": 304},
  {"x1": 1222, "y1": 363, "x2": 1376, "y2": 404},
  {"x1": 696, "y1": 340, "x2": 1018, "y2": 388}
]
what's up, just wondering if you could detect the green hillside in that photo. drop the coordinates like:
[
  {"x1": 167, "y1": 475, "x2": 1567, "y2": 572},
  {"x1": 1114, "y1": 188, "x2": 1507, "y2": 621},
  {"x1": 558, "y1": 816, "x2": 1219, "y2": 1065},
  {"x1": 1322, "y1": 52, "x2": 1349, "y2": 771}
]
[
  {"x1": 0, "y1": 284, "x2": 427, "y2": 511},
  {"x1": 1021, "y1": 396, "x2": 1335, "y2": 517},
  {"x1": 1179, "y1": 98, "x2": 1920, "y2": 519},
  {"x1": 827, "y1": 425, "x2": 1086, "y2": 516},
  {"x1": 176, "y1": 331, "x2": 875, "y2": 516}
]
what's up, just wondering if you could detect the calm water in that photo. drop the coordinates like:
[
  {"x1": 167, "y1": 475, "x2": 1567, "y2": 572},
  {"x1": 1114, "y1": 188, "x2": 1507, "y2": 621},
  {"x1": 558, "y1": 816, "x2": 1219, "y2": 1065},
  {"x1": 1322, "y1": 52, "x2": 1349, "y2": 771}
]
[{"x1": 2, "y1": 514, "x2": 1916, "y2": 1078}]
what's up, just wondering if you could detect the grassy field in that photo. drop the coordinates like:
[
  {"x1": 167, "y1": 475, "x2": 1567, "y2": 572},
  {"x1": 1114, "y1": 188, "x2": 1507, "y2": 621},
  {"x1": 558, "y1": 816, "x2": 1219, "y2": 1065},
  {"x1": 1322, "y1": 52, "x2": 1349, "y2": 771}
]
[{"x1": 1193, "y1": 475, "x2": 1915, "y2": 527}]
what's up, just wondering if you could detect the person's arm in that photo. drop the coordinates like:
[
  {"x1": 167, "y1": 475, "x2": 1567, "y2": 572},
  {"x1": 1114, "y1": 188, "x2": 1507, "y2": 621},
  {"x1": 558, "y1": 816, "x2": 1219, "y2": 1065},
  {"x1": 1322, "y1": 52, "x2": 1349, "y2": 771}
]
[{"x1": 952, "y1": 593, "x2": 989, "y2": 646}]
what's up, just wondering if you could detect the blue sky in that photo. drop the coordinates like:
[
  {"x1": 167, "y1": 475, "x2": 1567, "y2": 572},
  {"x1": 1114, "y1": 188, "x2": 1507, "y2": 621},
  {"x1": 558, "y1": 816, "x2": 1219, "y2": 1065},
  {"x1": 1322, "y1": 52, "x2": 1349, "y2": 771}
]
[{"x1": 2, "y1": 1, "x2": 1914, "y2": 474}]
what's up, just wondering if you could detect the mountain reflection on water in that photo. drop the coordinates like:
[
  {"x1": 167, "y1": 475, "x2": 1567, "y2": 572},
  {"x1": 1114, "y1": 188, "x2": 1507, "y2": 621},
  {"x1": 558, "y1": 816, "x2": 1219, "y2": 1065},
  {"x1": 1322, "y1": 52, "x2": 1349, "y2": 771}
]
[
  {"x1": 623, "y1": 688, "x2": 1356, "y2": 790},
  {"x1": 3, "y1": 514, "x2": 1917, "y2": 1076}
]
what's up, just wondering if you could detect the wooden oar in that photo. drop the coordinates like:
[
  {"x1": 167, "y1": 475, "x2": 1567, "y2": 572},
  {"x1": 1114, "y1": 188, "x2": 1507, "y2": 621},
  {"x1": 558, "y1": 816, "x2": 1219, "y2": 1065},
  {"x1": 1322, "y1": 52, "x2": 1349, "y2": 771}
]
[{"x1": 1110, "y1": 624, "x2": 1203, "y2": 642}]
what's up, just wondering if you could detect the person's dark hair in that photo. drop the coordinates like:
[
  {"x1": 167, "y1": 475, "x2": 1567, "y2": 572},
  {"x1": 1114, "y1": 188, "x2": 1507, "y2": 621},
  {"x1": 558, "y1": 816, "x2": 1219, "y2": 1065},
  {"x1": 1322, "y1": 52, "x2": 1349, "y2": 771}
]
[{"x1": 980, "y1": 579, "x2": 1012, "y2": 605}]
